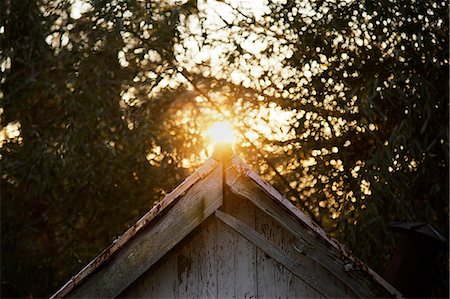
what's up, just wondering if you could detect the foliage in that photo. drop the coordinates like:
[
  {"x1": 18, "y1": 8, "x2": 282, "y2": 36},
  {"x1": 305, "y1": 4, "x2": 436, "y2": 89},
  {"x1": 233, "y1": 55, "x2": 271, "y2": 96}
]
[
  {"x1": 1, "y1": 0, "x2": 448, "y2": 297},
  {"x1": 1, "y1": 0, "x2": 196, "y2": 296}
]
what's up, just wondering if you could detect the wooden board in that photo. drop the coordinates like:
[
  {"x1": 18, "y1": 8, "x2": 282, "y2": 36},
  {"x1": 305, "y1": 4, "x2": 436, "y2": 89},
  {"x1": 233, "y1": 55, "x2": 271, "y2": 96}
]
[
  {"x1": 226, "y1": 160, "x2": 396, "y2": 298},
  {"x1": 119, "y1": 216, "x2": 218, "y2": 298},
  {"x1": 68, "y1": 164, "x2": 223, "y2": 298},
  {"x1": 52, "y1": 158, "x2": 219, "y2": 299},
  {"x1": 122, "y1": 212, "x2": 257, "y2": 299},
  {"x1": 58, "y1": 154, "x2": 399, "y2": 298},
  {"x1": 255, "y1": 207, "x2": 323, "y2": 298},
  {"x1": 217, "y1": 188, "x2": 257, "y2": 298},
  {"x1": 119, "y1": 166, "x2": 366, "y2": 299},
  {"x1": 215, "y1": 210, "x2": 348, "y2": 298},
  {"x1": 120, "y1": 188, "x2": 338, "y2": 299}
]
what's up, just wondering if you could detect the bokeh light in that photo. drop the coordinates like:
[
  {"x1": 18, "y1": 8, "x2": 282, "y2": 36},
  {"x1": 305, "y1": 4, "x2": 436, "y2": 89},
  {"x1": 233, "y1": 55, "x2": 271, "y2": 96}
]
[{"x1": 207, "y1": 120, "x2": 236, "y2": 145}]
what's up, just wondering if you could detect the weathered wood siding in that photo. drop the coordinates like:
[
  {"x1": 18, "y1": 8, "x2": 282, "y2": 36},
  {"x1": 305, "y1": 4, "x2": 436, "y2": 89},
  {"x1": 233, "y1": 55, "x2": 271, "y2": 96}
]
[
  {"x1": 54, "y1": 156, "x2": 399, "y2": 299},
  {"x1": 226, "y1": 161, "x2": 395, "y2": 298},
  {"x1": 119, "y1": 191, "x2": 351, "y2": 298},
  {"x1": 69, "y1": 164, "x2": 223, "y2": 298}
]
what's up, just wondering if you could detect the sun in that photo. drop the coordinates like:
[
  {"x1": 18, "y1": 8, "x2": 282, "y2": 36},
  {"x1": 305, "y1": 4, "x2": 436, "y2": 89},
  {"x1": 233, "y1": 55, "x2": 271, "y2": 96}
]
[{"x1": 207, "y1": 120, "x2": 236, "y2": 145}]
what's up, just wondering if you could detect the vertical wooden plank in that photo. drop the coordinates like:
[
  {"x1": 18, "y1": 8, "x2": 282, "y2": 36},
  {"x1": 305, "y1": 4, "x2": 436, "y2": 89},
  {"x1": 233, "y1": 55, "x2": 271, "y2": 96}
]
[
  {"x1": 256, "y1": 247, "x2": 320, "y2": 299},
  {"x1": 119, "y1": 216, "x2": 218, "y2": 298},
  {"x1": 176, "y1": 216, "x2": 218, "y2": 299},
  {"x1": 255, "y1": 207, "x2": 279, "y2": 298},
  {"x1": 217, "y1": 190, "x2": 257, "y2": 298},
  {"x1": 197, "y1": 217, "x2": 217, "y2": 298},
  {"x1": 118, "y1": 245, "x2": 178, "y2": 298},
  {"x1": 217, "y1": 188, "x2": 236, "y2": 298},
  {"x1": 216, "y1": 223, "x2": 257, "y2": 299},
  {"x1": 176, "y1": 235, "x2": 198, "y2": 298},
  {"x1": 231, "y1": 192, "x2": 257, "y2": 299},
  {"x1": 255, "y1": 208, "x2": 323, "y2": 298},
  {"x1": 177, "y1": 216, "x2": 218, "y2": 298},
  {"x1": 151, "y1": 254, "x2": 178, "y2": 298},
  {"x1": 255, "y1": 246, "x2": 276, "y2": 299}
]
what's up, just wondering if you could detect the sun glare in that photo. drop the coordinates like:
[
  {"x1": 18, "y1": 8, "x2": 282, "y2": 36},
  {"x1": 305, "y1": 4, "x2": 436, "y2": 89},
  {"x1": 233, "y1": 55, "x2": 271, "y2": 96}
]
[{"x1": 207, "y1": 121, "x2": 236, "y2": 145}]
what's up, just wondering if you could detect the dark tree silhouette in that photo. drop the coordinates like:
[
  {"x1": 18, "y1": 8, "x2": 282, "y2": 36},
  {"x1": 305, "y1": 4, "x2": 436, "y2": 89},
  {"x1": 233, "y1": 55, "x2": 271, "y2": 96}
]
[{"x1": 1, "y1": 0, "x2": 447, "y2": 297}]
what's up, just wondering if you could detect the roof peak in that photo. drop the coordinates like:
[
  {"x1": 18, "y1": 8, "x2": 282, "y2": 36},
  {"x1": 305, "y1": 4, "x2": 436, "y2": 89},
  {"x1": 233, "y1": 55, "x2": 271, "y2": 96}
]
[{"x1": 51, "y1": 154, "x2": 402, "y2": 298}]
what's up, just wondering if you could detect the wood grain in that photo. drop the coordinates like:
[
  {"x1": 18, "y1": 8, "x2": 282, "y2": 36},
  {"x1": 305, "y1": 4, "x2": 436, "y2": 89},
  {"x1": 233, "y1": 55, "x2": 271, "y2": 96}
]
[
  {"x1": 215, "y1": 209, "x2": 348, "y2": 298},
  {"x1": 227, "y1": 159, "x2": 397, "y2": 298},
  {"x1": 255, "y1": 207, "x2": 323, "y2": 298},
  {"x1": 217, "y1": 187, "x2": 257, "y2": 298},
  {"x1": 68, "y1": 164, "x2": 223, "y2": 298}
]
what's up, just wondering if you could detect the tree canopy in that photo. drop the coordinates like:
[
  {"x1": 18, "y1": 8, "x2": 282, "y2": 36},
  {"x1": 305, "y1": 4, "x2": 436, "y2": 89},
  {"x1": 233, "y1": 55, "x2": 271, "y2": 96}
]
[{"x1": 1, "y1": 0, "x2": 448, "y2": 297}]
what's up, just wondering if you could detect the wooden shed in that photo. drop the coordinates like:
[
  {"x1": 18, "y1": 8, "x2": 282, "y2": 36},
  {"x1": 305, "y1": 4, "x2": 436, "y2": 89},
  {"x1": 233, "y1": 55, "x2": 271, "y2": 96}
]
[{"x1": 51, "y1": 148, "x2": 402, "y2": 298}]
